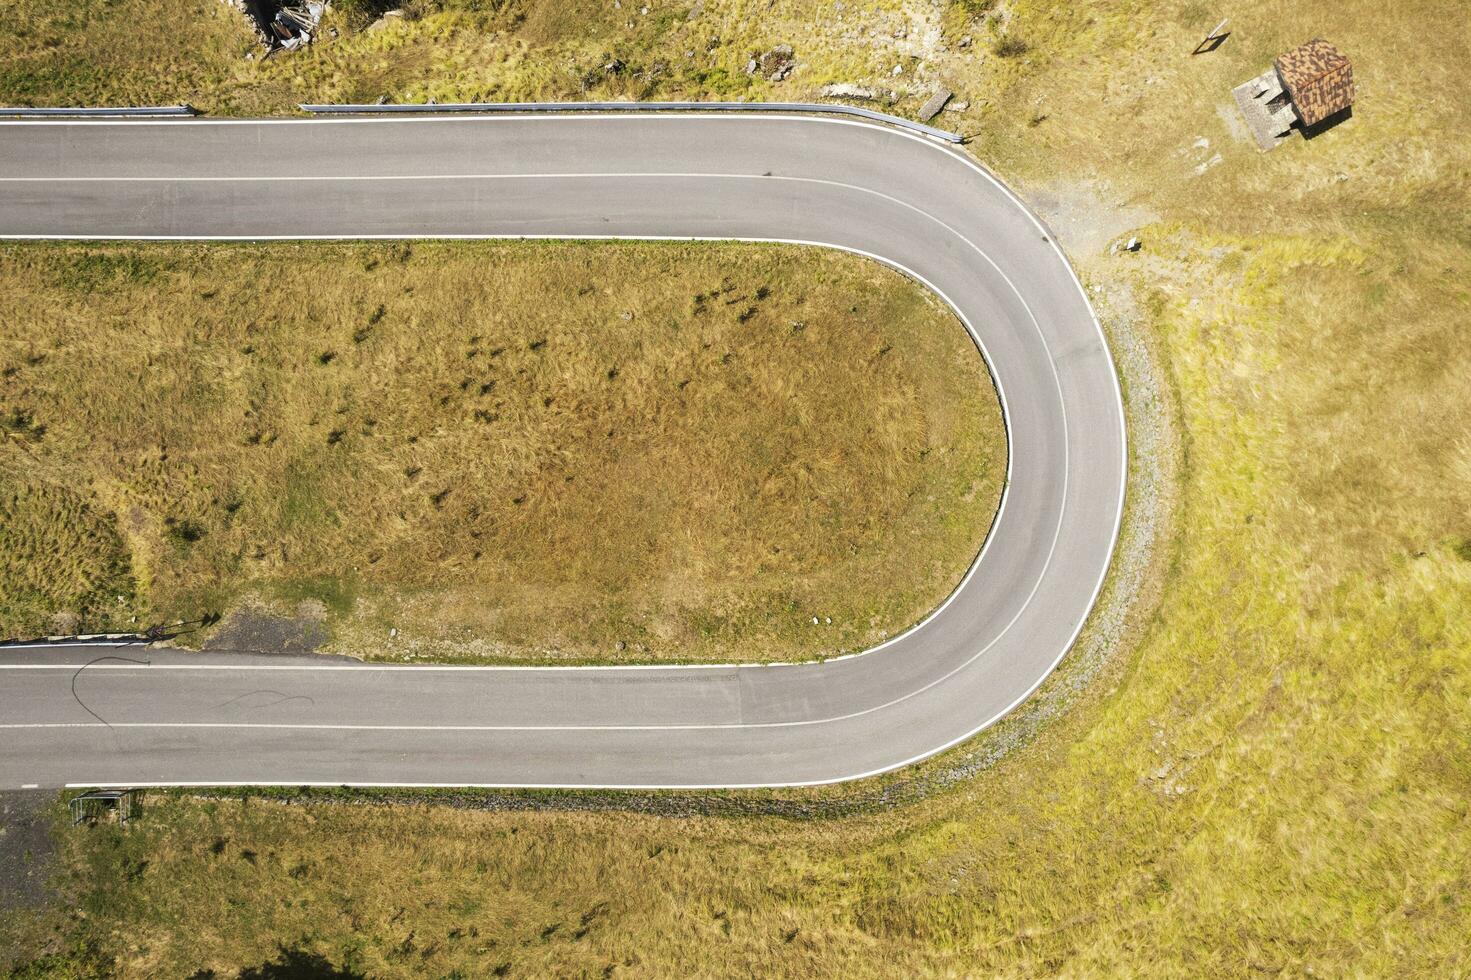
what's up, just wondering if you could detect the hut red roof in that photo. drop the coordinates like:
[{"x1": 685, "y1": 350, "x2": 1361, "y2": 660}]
[{"x1": 1274, "y1": 39, "x2": 1354, "y2": 127}]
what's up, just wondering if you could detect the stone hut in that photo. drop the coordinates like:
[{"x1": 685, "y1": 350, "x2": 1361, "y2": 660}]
[
  {"x1": 1233, "y1": 38, "x2": 1355, "y2": 151},
  {"x1": 1274, "y1": 38, "x2": 1355, "y2": 128}
]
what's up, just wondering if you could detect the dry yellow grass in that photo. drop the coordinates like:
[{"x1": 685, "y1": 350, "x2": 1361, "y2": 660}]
[
  {"x1": 0, "y1": 242, "x2": 1003, "y2": 662},
  {"x1": 4, "y1": 0, "x2": 1471, "y2": 975}
]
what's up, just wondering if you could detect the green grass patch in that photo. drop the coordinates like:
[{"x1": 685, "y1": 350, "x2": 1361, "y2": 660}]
[{"x1": 0, "y1": 241, "x2": 1003, "y2": 663}]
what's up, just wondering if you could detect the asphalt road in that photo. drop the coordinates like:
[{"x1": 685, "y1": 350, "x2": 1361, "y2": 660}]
[{"x1": 0, "y1": 113, "x2": 1126, "y2": 789}]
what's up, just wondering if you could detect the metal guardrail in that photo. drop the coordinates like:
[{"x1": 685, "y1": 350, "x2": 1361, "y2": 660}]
[
  {"x1": 299, "y1": 100, "x2": 967, "y2": 143},
  {"x1": 0, "y1": 105, "x2": 198, "y2": 118},
  {"x1": 0, "y1": 632, "x2": 151, "y2": 648},
  {"x1": 0, "y1": 102, "x2": 963, "y2": 141}
]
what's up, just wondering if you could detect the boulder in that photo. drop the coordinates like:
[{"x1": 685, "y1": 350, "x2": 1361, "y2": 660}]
[
  {"x1": 756, "y1": 43, "x2": 796, "y2": 82},
  {"x1": 918, "y1": 88, "x2": 953, "y2": 121}
]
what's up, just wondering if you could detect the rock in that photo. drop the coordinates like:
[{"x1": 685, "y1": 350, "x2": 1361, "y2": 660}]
[
  {"x1": 756, "y1": 43, "x2": 796, "y2": 82},
  {"x1": 615, "y1": 640, "x2": 627, "y2": 651},
  {"x1": 1192, "y1": 152, "x2": 1223, "y2": 176},
  {"x1": 686, "y1": 0, "x2": 703, "y2": 18},
  {"x1": 744, "y1": 58, "x2": 758, "y2": 75},
  {"x1": 820, "y1": 83, "x2": 876, "y2": 101},
  {"x1": 958, "y1": 34, "x2": 972, "y2": 49},
  {"x1": 366, "y1": 9, "x2": 404, "y2": 33},
  {"x1": 918, "y1": 88, "x2": 952, "y2": 122},
  {"x1": 891, "y1": 64, "x2": 904, "y2": 76},
  {"x1": 945, "y1": 100, "x2": 969, "y2": 112}
]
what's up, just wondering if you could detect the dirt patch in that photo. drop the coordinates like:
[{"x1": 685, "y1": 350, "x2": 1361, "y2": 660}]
[
  {"x1": 201, "y1": 601, "x2": 329, "y2": 656},
  {"x1": 1024, "y1": 178, "x2": 1159, "y2": 259},
  {"x1": 0, "y1": 790, "x2": 58, "y2": 913}
]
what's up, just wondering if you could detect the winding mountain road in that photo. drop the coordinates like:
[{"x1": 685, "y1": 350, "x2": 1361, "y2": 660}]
[{"x1": 0, "y1": 112, "x2": 1125, "y2": 789}]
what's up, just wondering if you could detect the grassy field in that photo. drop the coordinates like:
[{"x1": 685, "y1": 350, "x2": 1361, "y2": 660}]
[
  {"x1": 0, "y1": 242, "x2": 1003, "y2": 664},
  {"x1": 0, "y1": 0, "x2": 984, "y2": 118},
  {"x1": 4, "y1": 0, "x2": 1471, "y2": 975}
]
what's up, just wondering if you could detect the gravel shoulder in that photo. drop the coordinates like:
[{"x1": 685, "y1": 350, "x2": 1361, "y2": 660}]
[{"x1": 0, "y1": 790, "x2": 58, "y2": 913}]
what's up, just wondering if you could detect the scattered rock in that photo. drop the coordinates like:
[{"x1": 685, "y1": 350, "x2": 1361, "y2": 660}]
[
  {"x1": 753, "y1": 43, "x2": 796, "y2": 82},
  {"x1": 820, "y1": 82, "x2": 876, "y2": 101},
  {"x1": 918, "y1": 88, "x2": 952, "y2": 122},
  {"x1": 945, "y1": 100, "x2": 970, "y2": 113},
  {"x1": 615, "y1": 640, "x2": 627, "y2": 652},
  {"x1": 891, "y1": 64, "x2": 904, "y2": 76},
  {"x1": 958, "y1": 34, "x2": 972, "y2": 49},
  {"x1": 1193, "y1": 152, "x2": 1223, "y2": 176}
]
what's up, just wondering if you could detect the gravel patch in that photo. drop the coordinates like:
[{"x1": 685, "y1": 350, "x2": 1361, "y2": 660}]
[
  {"x1": 0, "y1": 790, "x2": 59, "y2": 912},
  {"x1": 199, "y1": 601, "x2": 329, "y2": 656}
]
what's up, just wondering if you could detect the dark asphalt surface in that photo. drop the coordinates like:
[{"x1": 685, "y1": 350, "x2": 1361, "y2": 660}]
[{"x1": 0, "y1": 113, "x2": 1126, "y2": 788}]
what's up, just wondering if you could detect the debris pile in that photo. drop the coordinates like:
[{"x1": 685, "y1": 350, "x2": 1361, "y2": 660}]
[{"x1": 222, "y1": 0, "x2": 327, "y2": 52}]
